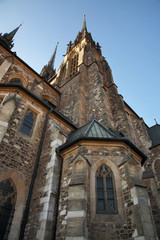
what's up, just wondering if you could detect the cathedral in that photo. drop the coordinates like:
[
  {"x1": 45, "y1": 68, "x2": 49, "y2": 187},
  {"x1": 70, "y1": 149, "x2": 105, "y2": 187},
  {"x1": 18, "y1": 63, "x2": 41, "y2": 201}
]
[{"x1": 0, "y1": 16, "x2": 160, "y2": 240}]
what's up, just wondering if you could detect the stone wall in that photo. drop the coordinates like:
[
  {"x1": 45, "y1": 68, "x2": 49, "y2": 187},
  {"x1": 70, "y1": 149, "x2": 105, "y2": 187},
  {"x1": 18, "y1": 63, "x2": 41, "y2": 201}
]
[
  {"x1": 0, "y1": 86, "x2": 73, "y2": 239},
  {"x1": 23, "y1": 118, "x2": 67, "y2": 240},
  {"x1": 0, "y1": 94, "x2": 45, "y2": 239},
  {"x1": 57, "y1": 142, "x2": 157, "y2": 240}
]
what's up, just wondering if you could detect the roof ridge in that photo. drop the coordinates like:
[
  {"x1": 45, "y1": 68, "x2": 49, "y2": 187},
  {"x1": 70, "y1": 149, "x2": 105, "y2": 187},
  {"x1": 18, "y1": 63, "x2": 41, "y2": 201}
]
[
  {"x1": 85, "y1": 119, "x2": 95, "y2": 136},
  {"x1": 92, "y1": 119, "x2": 119, "y2": 138}
]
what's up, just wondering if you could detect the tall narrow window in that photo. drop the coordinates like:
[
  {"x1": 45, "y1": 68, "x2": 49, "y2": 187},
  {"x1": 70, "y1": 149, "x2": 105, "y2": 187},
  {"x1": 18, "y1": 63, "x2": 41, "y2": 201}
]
[
  {"x1": 0, "y1": 179, "x2": 16, "y2": 240},
  {"x1": 96, "y1": 164, "x2": 117, "y2": 214},
  {"x1": 20, "y1": 109, "x2": 36, "y2": 136},
  {"x1": 70, "y1": 54, "x2": 78, "y2": 77}
]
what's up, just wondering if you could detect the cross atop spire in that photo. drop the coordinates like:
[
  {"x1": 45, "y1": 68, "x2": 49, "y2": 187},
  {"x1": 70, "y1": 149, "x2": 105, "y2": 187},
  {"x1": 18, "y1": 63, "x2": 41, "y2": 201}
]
[
  {"x1": 0, "y1": 24, "x2": 22, "y2": 50},
  {"x1": 48, "y1": 42, "x2": 59, "y2": 68},
  {"x1": 81, "y1": 14, "x2": 87, "y2": 32}
]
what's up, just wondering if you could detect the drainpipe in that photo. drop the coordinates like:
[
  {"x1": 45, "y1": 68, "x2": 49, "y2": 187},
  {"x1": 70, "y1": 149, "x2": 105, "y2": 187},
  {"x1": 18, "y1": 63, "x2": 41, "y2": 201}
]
[
  {"x1": 51, "y1": 148, "x2": 63, "y2": 240},
  {"x1": 19, "y1": 108, "x2": 52, "y2": 240}
]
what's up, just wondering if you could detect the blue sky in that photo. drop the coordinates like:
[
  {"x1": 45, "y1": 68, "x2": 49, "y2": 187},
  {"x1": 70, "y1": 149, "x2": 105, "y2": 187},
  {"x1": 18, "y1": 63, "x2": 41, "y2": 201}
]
[{"x1": 1, "y1": 0, "x2": 160, "y2": 127}]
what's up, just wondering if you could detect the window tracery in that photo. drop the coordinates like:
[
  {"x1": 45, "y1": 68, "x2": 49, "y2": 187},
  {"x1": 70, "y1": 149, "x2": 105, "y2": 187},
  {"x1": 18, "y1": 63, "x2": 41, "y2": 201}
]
[{"x1": 96, "y1": 164, "x2": 117, "y2": 214}]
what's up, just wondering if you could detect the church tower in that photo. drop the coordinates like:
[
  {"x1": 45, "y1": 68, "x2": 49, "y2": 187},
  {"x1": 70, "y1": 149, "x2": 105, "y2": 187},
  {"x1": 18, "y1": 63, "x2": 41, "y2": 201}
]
[
  {"x1": 51, "y1": 16, "x2": 150, "y2": 152},
  {"x1": 51, "y1": 15, "x2": 114, "y2": 129},
  {"x1": 0, "y1": 18, "x2": 160, "y2": 240}
]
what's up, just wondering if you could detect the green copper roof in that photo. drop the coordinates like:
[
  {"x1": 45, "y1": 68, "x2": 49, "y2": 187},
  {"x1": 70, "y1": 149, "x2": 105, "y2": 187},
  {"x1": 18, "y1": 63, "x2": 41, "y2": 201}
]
[
  {"x1": 63, "y1": 119, "x2": 123, "y2": 147},
  {"x1": 58, "y1": 119, "x2": 147, "y2": 164}
]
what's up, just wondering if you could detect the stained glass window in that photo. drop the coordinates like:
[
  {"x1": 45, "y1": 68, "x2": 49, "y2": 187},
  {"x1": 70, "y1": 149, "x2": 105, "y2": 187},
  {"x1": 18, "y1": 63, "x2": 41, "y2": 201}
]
[
  {"x1": 20, "y1": 110, "x2": 35, "y2": 136},
  {"x1": 96, "y1": 164, "x2": 116, "y2": 213},
  {"x1": 0, "y1": 179, "x2": 16, "y2": 240}
]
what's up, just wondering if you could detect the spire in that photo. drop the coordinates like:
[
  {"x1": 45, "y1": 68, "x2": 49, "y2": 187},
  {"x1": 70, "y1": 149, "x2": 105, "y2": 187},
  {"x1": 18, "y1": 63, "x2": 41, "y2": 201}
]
[
  {"x1": 7, "y1": 24, "x2": 22, "y2": 42},
  {"x1": 40, "y1": 42, "x2": 59, "y2": 81},
  {"x1": 48, "y1": 42, "x2": 59, "y2": 68},
  {"x1": 0, "y1": 24, "x2": 22, "y2": 50},
  {"x1": 81, "y1": 14, "x2": 87, "y2": 32}
]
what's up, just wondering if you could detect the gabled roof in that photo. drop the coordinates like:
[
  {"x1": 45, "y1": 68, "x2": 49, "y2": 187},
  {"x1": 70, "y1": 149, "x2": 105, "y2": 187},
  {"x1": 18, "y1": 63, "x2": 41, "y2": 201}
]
[
  {"x1": 148, "y1": 124, "x2": 160, "y2": 148},
  {"x1": 58, "y1": 119, "x2": 146, "y2": 164}
]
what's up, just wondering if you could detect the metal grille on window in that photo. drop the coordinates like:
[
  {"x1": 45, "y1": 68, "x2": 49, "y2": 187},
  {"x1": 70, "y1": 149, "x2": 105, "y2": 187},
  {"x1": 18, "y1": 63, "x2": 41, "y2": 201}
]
[
  {"x1": 70, "y1": 54, "x2": 78, "y2": 77},
  {"x1": 9, "y1": 78, "x2": 22, "y2": 85},
  {"x1": 96, "y1": 164, "x2": 116, "y2": 213},
  {"x1": 0, "y1": 179, "x2": 16, "y2": 240},
  {"x1": 20, "y1": 110, "x2": 35, "y2": 136}
]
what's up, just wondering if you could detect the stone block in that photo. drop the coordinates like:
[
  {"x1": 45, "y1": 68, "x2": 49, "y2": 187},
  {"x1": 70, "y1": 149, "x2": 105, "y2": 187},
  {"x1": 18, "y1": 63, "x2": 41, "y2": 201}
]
[
  {"x1": 67, "y1": 210, "x2": 86, "y2": 218},
  {"x1": 67, "y1": 217, "x2": 85, "y2": 236},
  {"x1": 68, "y1": 185, "x2": 86, "y2": 200},
  {"x1": 68, "y1": 199, "x2": 86, "y2": 211}
]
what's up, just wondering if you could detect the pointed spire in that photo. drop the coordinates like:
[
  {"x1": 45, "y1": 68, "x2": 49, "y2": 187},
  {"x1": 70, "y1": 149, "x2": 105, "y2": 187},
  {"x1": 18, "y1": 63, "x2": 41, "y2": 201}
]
[
  {"x1": 0, "y1": 23, "x2": 22, "y2": 50},
  {"x1": 81, "y1": 14, "x2": 87, "y2": 32},
  {"x1": 7, "y1": 23, "x2": 22, "y2": 42},
  {"x1": 48, "y1": 42, "x2": 59, "y2": 68}
]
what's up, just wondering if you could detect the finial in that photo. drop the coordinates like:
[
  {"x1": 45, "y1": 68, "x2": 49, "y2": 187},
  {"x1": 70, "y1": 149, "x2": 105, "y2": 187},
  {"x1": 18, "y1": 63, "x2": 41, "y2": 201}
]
[
  {"x1": 154, "y1": 118, "x2": 158, "y2": 124},
  {"x1": 92, "y1": 109, "x2": 96, "y2": 119},
  {"x1": 82, "y1": 14, "x2": 87, "y2": 32}
]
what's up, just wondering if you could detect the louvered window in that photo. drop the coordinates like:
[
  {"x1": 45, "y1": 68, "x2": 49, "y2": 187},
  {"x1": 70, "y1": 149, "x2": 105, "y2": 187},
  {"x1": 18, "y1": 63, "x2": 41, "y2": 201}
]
[
  {"x1": 70, "y1": 54, "x2": 78, "y2": 77},
  {"x1": 96, "y1": 164, "x2": 117, "y2": 213}
]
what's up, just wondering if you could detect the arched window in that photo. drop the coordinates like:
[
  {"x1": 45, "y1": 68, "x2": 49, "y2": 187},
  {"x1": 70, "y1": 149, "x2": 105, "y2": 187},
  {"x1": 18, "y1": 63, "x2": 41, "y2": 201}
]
[
  {"x1": 70, "y1": 54, "x2": 78, "y2": 77},
  {"x1": 9, "y1": 78, "x2": 23, "y2": 85},
  {"x1": 0, "y1": 179, "x2": 17, "y2": 240},
  {"x1": 96, "y1": 164, "x2": 117, "y2": 214},
  {"x1": 20, "y1": 110, "x2": 35, "y2": 136}
]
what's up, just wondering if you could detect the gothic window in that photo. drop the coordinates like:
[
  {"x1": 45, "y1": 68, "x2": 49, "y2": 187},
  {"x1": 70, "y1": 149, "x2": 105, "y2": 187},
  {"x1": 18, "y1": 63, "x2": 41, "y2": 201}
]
[
  {"x1": 20, "y1": 109, "x2": 36, "y2": 136},
  {"x1": 9, "y1": 78, "x2": 23, "y2": 85},
  {"x1": 70, "y1": 54, "x2": 78, "y2": 77},
  {"x1": 96, "y1": 164, "x2": 117, "y2": 214},
  {"x1": 0, "y1": 179, "x2": 16, "y2": 240}
]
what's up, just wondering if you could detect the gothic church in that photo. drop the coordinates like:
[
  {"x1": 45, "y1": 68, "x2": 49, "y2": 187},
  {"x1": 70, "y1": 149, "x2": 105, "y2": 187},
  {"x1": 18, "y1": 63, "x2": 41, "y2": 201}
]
[{"x1": 0, "y1": 16, "x2": 160, "y2": 240}]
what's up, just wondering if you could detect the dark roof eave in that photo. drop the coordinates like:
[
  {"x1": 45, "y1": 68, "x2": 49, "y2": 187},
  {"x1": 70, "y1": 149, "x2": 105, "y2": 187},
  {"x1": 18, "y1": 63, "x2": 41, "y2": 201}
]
[
  {"x1": 0, "y1": 83, "x2": 77, "y2": 129},
  {"x1": 58, "y1": 136, "x2": 147, "y2": 164},
  {"x1": 149, "y1": 143, "x2": 160, "y2": 149}
]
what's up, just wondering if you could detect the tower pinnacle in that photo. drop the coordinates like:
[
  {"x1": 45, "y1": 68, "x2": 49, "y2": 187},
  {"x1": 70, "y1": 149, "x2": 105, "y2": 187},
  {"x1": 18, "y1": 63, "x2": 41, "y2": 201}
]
[
  {"x1": 48, "y1": 42, "x2": 59, "y2": 68},
  {"x1": 0, "y1": 24, "x2": 22, "y2": 50},
  {"x1": 81, "y1": 14, "x2": 87, "y2": 32},
  {"x1": 40, "y1": 42, "x2": 59, "y2": 81}
]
